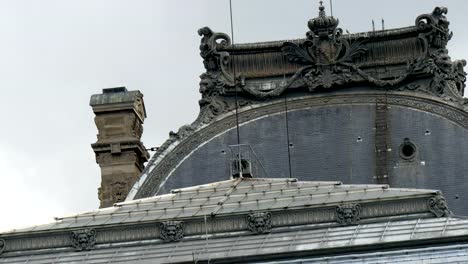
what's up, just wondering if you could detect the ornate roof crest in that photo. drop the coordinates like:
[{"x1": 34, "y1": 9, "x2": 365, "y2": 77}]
[
  {"x1": 416, "y1": 6, "x2": 452, "y2": 50},
  {"x1": 307, "y1": 1, "x2": 340, "y2": 40}
]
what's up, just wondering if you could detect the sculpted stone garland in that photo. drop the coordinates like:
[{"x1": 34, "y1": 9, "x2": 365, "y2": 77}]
[
  {"x1": 70, "y1": 229, "x2": 96, "y2": 251},
  {"x1": 237, "y1": 6, "x2": 467, "y2": 106}
]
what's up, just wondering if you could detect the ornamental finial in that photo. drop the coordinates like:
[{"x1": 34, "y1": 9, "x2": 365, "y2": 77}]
[
  {"x1": 307, "y1": 0, "x2": 339, "y2": 39},
  {"x1": 319, "y1": 1, "x2": 325, "y2": 16}
]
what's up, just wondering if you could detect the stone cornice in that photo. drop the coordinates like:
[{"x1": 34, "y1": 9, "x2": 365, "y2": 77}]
[{"x1": 0, "y1": 194, "x2": 442, "y2": 255}]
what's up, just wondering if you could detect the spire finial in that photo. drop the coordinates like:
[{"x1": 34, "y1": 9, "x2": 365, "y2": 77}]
[{"x1": 319, "y1": 1, "x2": 325, "y2": 16}]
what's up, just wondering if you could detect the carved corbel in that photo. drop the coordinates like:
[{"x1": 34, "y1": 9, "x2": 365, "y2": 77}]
[
  {"x1": 336, "y1": 204, "x2": 361, "y2": 225},
  {"x1": 70, "y1": 229, "x2": 96, "y2": 251},
  {"x1": 159, "y1": 221, "x2": 184, "y2": 242},
  {"x1": 247, "y1": 212, "x2": 272, "y2": 234},
  {"x1": 428, "y1": 195, "x2": 452, "y2": 217}
]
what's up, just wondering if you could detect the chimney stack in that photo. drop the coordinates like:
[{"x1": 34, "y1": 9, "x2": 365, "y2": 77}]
[{"x1": 90, "y1": 87, "x2": 150, "y2": 208}]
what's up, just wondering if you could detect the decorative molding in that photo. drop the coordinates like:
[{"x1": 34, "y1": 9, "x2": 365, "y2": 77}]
[
  {"x1": 428, "y1": 195, "x2": 452, "y2": 217},
  {"x1": 160, "y1": 221, "x2": 184, "y2": 242},
  {"x1": 70, "y1": 229, "x2": 96, "y2": 251},
  {"x1": 247, "y1": 212, "x2": 273, "y2": 234},
  {"x1": 0, "y1": 197, "x2": 444, "y2": 254},
  {"x1": 336, "y1": 204, "x2": 361, "y2": 225}
]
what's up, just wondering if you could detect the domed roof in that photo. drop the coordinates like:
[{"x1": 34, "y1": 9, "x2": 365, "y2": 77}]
[{"x1": 126, "y1": 6, "x2": 468, "y2": 216}]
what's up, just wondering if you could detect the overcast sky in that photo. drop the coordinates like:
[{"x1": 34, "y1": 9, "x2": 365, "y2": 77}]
[{"x1": 0, "y1": 0, "x2": 466, "y2": 231}]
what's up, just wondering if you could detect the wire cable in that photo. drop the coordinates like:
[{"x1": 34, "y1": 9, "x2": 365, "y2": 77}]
[
  {"x1": 229, "y1": 0, "x2": 241, "y2": 146},
  {"x1": 229, "y1": 0, "x2": 243, "y2": 177},
  {"x1": 282, "y1": 53, "x2": 293, "y2": 179}
]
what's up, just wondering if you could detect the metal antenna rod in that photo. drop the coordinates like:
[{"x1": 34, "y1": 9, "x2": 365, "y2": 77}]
[
  {"x1": 229, "y1": 0, "x2": 242, "y2": 178},
  {"x1": 281, "y1": 56, "x2": 293, "y2": 179},
  {"x1": 329, "y1": 0, "x2": 333, "y2": 17},
  {"x1": 382, "y1": 18, "x2": 385, "y2": 30}
]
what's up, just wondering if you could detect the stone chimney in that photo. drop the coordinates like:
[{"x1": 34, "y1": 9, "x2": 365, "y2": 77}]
[{"x1": 90, "y1": 87, "x2": 150, "y2": 208}]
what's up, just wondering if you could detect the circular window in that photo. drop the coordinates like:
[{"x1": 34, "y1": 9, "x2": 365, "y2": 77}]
[{"x1": 399, "y1": 138, "x2": 417, "y2": 160}]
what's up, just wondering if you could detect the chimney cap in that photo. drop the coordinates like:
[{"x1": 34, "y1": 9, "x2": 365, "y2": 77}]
[{"x1": 103, "y1": 87, "x2": 128, "y2": 94}]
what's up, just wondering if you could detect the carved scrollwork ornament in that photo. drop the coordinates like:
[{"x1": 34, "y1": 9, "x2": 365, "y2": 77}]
[
  {"x1": 198, "y1": 26, "x2": 235, "y2": 86},
  {"x1": 159, "y1": 221, "x2": 184, "y2": 242},
  {"x1": 0, "y1": 238, "x2": 5, "y2": 255},
  {"x1": 336, "y1": 204, "x2": 361, "y2": 225},
  {"x1": 247, "y1": 212, "x2": 272, "y2": 234},
  {"x1": 70, "y1": 229, "x2": 96, "y2": 251},
  {"x1": 275, "y1": 3, "x2": 399, "y2": 95},
  {"x1": 428, "y1": 195, "x2": 452, "y2": 217},
  {"x1": 416, "y1": 6, "x2": 452, "y2": 51}
]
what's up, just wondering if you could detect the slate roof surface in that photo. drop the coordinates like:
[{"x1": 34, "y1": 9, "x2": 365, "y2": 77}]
[
  {"x1": 2, "y1": 217, "x2": 468, "y2": 263},
  {"x1": 4, "y1": 178, "x2": 438, "y2": 234},
  {"x1": 259, "y1": 244, "x2": 468, "y2": 264}
]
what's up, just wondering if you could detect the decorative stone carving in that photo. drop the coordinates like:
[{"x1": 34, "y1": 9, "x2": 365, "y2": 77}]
[
  {"x1": 428, "y1": 195, "x2": 452, "y2": 217},
  {"x1": 259, "y1": 2, "x2": 423, "y2": 96},
  {"x1": 416, "y1": 6, "x2": 452, "y2": 51},
  {"x1": 197, "y1": 72, "x2": 230, "y2": 124},
  {"x1": 160, "y1": 221, "x2": 184, "y2": 242},
  {"x1": 197, "y1": 28, "x2": 248, "y2": 125},
  {"x1": 409, "y1": 7, "x2": 467, "y2": 104},
  {"x1": 110, "y1": 181, "x2": 128, "y2": 203},
  {"x1": 70, "y1": 229, "x2": 96, "y2": 251},
  {"x1": 198, "y1": 26, "x2": 231, "y2": 73},
  {"x1": 398, "y1": 52, "x2": 467, "y2": 104},
  {"x1": 239, "y1": 6, "x2": 466, "y2": 104},
  {"x1": 336, "y1": 204, "x2": 361, "y2": 225},
  {"x1": 453, "y1": 60, "x2": 467, "y2": 96},
  {"x1": 278, "y1": 3, "x2": 369, "y2": 94},
  {"x1": 247, "y1": 212, "x2": 272, "y2": 234},
  {"x1": 0, "y1": 238, "x2": 5, "y2": 255}
]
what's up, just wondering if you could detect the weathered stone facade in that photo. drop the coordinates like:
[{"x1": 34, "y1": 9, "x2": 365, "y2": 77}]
[{"x1": 90, "y1": 87, "x2": 150, "y2": 208}]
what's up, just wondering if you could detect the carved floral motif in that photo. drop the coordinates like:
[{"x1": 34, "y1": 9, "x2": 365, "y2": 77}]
[
  {"x1": 247, "y1": 212, "x2": 272, "y2": 234},
  {"x1": 70, "y1": 229, "x2": 96, "y2": 251},
  {"x1": 428, "y1": 195, "x2": 452, "y2": 217},
  {"x1": 239, "y1": 5, "x2": 466, "y2": 105},
  {"x1": 336, "y1": 204, "x2": 361, "y2": 225},
  {"x1": 160, "y1": 221, "x2": 184, "y2": 242}
]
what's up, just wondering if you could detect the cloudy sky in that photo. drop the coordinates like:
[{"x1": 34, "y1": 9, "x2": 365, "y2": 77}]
[{"x1": 0, "y1": 0, "x2": 466, "y2": 231}]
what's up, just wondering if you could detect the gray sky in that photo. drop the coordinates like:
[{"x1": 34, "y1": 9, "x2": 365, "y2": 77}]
[{"x1": 0, "y1": 0, "x2": 466, "y2": 231}]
